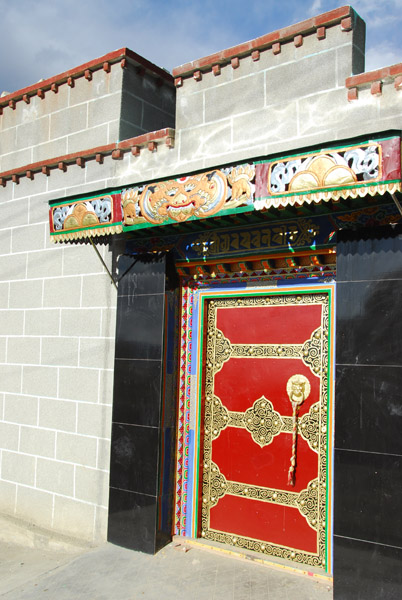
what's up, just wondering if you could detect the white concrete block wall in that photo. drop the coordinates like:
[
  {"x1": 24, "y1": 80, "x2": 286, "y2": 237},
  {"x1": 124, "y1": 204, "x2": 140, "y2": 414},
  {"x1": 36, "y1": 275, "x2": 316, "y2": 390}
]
[{"x1": 0, "y1": 168, "x2": 118, "y2": 543}]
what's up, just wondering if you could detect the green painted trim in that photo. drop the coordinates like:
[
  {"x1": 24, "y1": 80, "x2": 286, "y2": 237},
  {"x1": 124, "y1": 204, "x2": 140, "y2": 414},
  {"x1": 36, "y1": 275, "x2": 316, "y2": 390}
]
[
  {"x1": 255, "y1": 178, "x2": 401, "y2": 201},
  {"x1": 49, "y1": 190, "x2": 121, "y2": 207},
  {"x1": 50, "y1": 221, "x2": 122, "y2": 236},
  {"x1": 254, "y1": 135, "x2": 398, "y2": 165},
  {"x1": 122, "y1": 205, "x2": 254, "y2": 233}
]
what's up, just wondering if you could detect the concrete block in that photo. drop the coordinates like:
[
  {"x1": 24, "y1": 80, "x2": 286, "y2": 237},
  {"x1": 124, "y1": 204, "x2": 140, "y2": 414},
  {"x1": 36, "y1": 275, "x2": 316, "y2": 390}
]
[
  {"x1": 7, "y1": 337, "x2": 41, "y2": 365},
  {"x1": 67, "y1": 123, "x2": 109, "y2": 155},
  {"x1": 58, "y1": 367, "x2": 99, "y2": 403},
  {"x1": 28, "y1": 193, "x2": 52, "y2": 225},
  {"x1": 15, "y1": 485, "x2": 53, "y2": 529},
  {"x1": 179, "y1": 120, "x2": 232, "y2": 162},
  {"x1": 75, "y1": 465, "x2": 109, "y2": 506},
  {"x1": 39, "y1": 397, "x2": 76, "y2": 432},
  {"x1": 0, "y1": 365, "x2": 23, "y2": 393},
  {"x1": 336, "y1": 43, "x2": 358, "y2": 84},
  {"x1": 4, "y1": 393, "x2": 38, "y2": 425},
  {"x1": 50, "y1": 104, "x2": 88, "y2": 139},
  {"x1": 204, "y1": 72, "x2": 265, "y2": 123},
  {"x1": 15, "y1": 115, "x2": 50, "y2": 149},
  {"x1": 22, "y1": 365, "x2": 58, "y2": 398},
  {"x1": 142, "y1": 104, "x2": 175, "y2": 133},
  {"x1": 297, "y1": 87, "x2": 377, "y2": 138},
  {"x1": 19, "y1": 425, "x2": 56, "y2": 458},
  {"x1": 24, "y1": 308, "x2": 60, "y2": 336},
  {"x1": 377, "y1": 83, "x2": 402, "y2": 121},
  {"x1": 100, "y1": 307, "x2": 116, "y2": 338},
  {"x1": 118, "y1": 120, "x2": 145, "y2": 143},
  {"x1": 176, "y1": 89, "x2": 203, "y2": 130},
  {"x1": 0, "y1": 126, "x2": 17, "y2": 155},
  {"x1": 79, "y1": 337, "x2": 115, "y2": 370},
  {"x1": 0, "y1": 199, "x2": 29, "y2": 230},
  {"x1": 2, "y1": 450, "x2": 35, "y2": 486},
  {"x1": 43, "y1": 276, "x2": 81, "y2": 308},
  {"x1": 77, "y1": 403, "x2": 111, "y2": 439},
  {"x1": 0, "y1": 283, "x2": 9, "y2": 308},
  {"x1": 69, "y1": 68, "x2": 115, "y2": 106},
  {"x1": 0, "y1": 253, "x2": 27, "y2": 283},
  {"x1": 46, "y1": 162, "x2": 87, "y2": 193},
  {"x1": 31, "y1": 137, "x2": 68, "y2": 163},
  {"x1": 0, "y1": 229, "x2": 12, "y2": 255},
  {"x1": 53, "y1": 495, "x2": 95, "y2": 541},
  {"x1": 232, "y1": 101, "x2": 298, "y2": 148},
  {"x1": 9, "y1": 279, "x2": 43, "y2": 309},
  {"x1": 11, "y1": 223, "x2": 46, "y2": 253},
  {"x1": 41, "y1": 337, "x2": 79, "y2": 367},
  {"x1": 99, "y1": 369, "x2": 114, "y2": 407},
  {"x1": 0, "y1": 480, "x2": 16, "y2": 514},
  {"x1": 108, "y1": 119, "x2": 120, "y2": 143},
  {"x1": 56, "y1": 432, "x2": 97, "y2": 467},
  {"x1": 0, "y1": 421, "x2": 19, "y2": 450},
  {"x1": 81, "y1": 274, "x2": 117, "y2": 308},
  {"x1": 27, "y1": 248, "x2": 63, "y2": 279},
  {"x1": 60, "y1": 308, "x2": 101, "y2": 337},
  {"x1": 93, "y1": 505, "x2": 108, "y2": 543},
  {"x1": 88, "y1": 93, "x2": 122, "y2": 128},
  {"x1": 266, "y1": 49, "x2": 337, "y2": 106},
  {"x1": 32, "y1": 83, "x2": 70, "y2": 117},
  {"x1": 0, "y1": 309, "x2": 24, "y2": 335},
  {"x1": 62, "y1": 243, "x2": 106, "y2": 277},
  {"x1": 0, "y1": 336, "x2": 6, "y2": 363},
  {"x1": 123, "y1": 67, "x2": 174, "y2": 112},
  {"x1": 1, "y1": 148, "x2": 32, "y2": 172},
  {"x1": 96, "y1": 437, "x2": 111, "y2": 470},
  {"x1": 36, "y1": 457, "x2": 74, "y2": 496}
]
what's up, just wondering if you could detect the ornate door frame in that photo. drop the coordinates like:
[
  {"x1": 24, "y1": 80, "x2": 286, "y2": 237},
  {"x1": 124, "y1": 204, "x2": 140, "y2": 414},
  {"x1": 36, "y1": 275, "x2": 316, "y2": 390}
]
[{"x1": 174, "y1": 281, "x2": 335, "y2": 572}]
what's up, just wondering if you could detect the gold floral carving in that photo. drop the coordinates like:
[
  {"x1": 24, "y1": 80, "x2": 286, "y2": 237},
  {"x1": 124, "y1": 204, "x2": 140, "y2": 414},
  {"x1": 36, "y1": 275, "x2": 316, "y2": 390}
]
[
  {"x1": 299, "y1": 403, "x2": 320, "y2": 452},
  {"x1": 244, "y1": 396, "x2": 283, "y2": 447},
  {"x1": 212, "y1": 329, "x2": 232, "y2": 373},
  {"x1": 296, "y1": 478, "x2": 319, "y2": 530},
  {"x1": 302, "y1": 327, "x2": 322, "y2": 376}
]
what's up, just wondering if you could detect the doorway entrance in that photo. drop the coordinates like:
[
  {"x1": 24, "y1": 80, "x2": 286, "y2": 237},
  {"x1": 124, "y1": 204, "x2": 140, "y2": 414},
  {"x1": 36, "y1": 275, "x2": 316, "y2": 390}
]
[{"x1": 200, "y1": 290, "x2": 331, "y2": 568}]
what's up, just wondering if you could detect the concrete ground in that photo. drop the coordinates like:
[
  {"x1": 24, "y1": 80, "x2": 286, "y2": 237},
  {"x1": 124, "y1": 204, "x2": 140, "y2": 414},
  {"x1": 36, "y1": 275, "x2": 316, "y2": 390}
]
[{"x1": 0, "y1": 516, "x2": 333, "y2": 599}]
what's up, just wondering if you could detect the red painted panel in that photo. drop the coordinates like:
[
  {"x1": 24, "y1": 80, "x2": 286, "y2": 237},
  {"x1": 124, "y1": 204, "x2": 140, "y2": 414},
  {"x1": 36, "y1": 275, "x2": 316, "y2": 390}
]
[
  {"x1": 215, "y1": 358, "x2": 320, "y2": 415},
  {"x1": 213, "y1": 428, "x2": 318, "y2": 492},
  {"x1": 210, "y1": 494, "x2": 317, "y2": 553},
  {"x1": 208, "y1": 299, "x2": 323, "y2": 557},
  {"x1": 216, "y1": 304, "x2": 322, "y2": 344}
]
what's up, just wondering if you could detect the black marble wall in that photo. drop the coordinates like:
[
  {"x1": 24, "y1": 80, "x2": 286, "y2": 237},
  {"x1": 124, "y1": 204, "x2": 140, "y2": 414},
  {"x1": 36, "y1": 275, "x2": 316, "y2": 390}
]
[
  {"x1": 108, "y1": 253, "x2": 179, "y2": 554},
  {"x1": 334, "y1": 225, "x2": 402, "y2": 599}
]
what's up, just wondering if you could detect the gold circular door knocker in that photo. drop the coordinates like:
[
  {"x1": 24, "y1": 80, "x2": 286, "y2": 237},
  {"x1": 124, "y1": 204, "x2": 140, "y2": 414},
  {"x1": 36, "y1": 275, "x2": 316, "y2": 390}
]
[{"x1": 287, "y1": 374, "x2": 311, "y2": 486}]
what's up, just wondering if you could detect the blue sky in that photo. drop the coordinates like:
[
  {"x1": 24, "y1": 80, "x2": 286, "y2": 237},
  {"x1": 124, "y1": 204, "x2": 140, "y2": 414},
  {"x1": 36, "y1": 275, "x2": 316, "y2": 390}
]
[{"x1": 1, "y1": 0, "x2": 401, "y2": 94}]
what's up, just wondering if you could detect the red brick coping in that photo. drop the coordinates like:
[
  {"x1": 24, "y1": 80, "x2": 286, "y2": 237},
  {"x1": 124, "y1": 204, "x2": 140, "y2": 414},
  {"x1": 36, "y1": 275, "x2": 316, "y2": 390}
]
[
  {"x1": 346, "y1": 63, "x2": 402, "y2": 99},
  {"x1": 172, "y1": 5, "x2": 353, "y2": 83},
  {"x1": 0, "y1": 128, "x2": 175, "y2": 187},
  {"x1": 0, "y1": 48, "x2": 173, "y2": 115}
]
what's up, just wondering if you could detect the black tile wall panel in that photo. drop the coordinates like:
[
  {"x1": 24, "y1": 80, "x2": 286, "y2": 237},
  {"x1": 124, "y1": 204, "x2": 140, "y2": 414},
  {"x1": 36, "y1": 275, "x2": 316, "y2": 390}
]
[
  {"x1": 334, "y1": 225, "x2": 402, "y2": 599},
  {"x1": 112, "y1": 359, "x2": 162, "y2": 427},
  {"x1": 336, "y1": 224, "x2": 402, "y2": 282},
  {"x1": 115, "y1": 293, "x2": 164, "y2": 360},
  {"x1": 333, "y1": 536, "x2": 402, "y2": 600},
  {"x1": 336, "y1": 279, "x2": 402, "y2": 366},
  {"x1": 117, "y1": 254, "x2": 166, "y2": 296},
  {"x1": 335, "y1": 364, "x2": 402, "y2": 455},
  {"x1": 108, "y1": 253, "x2": 179, "y2": 554},
  {"x1": 334, "y1": 449, "x2": 402, "y2": 548},
  {"x1": 108, "y1": 487, "x2": 157, "y2": 554},
  {"x1": 109, "y1": 423, "x2": 159, "y2": 496}
]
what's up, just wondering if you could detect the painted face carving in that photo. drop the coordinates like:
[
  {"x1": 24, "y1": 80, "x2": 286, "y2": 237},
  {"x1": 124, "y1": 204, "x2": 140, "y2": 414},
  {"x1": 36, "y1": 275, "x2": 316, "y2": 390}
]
[{"x1": 139, "y1": 171, "x2": 227, "y2": 224}]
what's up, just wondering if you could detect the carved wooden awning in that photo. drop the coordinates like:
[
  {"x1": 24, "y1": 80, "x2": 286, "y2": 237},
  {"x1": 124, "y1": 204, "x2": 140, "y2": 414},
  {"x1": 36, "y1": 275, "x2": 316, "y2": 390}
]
[{"x1": 48, "y1": 135, "x2": 401, "y2": 242}]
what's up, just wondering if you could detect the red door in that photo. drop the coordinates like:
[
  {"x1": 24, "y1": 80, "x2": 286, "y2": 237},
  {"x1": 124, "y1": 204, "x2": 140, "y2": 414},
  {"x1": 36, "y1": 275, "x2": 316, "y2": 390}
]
[{"x1": 201, "y1": 292, "x2": 329, "y2": 568}]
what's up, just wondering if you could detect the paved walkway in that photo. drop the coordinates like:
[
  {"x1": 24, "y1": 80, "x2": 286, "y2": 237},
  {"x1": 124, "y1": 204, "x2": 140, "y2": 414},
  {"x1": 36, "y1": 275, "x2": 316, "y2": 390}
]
[{"x1": 0, "y1": 518, "x2": 333, "y2": 599}]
